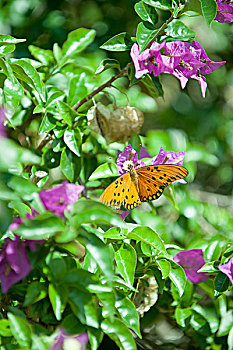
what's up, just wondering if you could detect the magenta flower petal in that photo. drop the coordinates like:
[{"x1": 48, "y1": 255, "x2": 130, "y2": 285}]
[
  {"x1": 116, "y1": 144, "x2": 146, "y2": 175},
  {"x1": 139, "y1": 147, "x2": 151, "y2": 159},
  {"x1": 218, "y1": 256, "x2": 233, "y2": 285},
  {"x1": 215, "y1": 0, "x2": 233, "y2": 23},
  {"x1": 151, "y1": 147, "x2": 186, "y2": 166},
  {"x1": 39, "y1": 181, "x2": 84, "y2": 217},
  {"x1": 174, "y1": 249, "x2": 210, "y2": 284},
  {"x1": 0, "y1": 237, "x2": 31, "y2": 293}
]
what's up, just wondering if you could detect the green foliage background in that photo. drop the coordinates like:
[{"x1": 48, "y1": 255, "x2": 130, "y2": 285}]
[{"x1": 0, "y1": 0, "x2": 232, "y2": 349}]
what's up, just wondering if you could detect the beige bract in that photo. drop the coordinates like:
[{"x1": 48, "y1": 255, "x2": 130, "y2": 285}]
[{"x1": 87, "y1": 102, "x2": 144, "y2": 143}]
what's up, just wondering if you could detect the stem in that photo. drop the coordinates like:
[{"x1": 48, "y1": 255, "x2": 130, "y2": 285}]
[
  {"x1": 72, "y1": 62, "x2": 132, "y2": 111},
  {"x1": 151, "y1": 14, "x2": 174, "y2": 42}
]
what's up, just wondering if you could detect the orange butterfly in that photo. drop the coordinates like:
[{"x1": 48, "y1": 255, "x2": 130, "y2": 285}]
[{"x1": 100, "y1": 162, "x2": 188, "y2": 210}]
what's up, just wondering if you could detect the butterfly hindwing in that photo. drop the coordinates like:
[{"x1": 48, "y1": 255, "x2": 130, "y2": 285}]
[
  {"x1": 137, "y1": 164, "x2": 188, "y2": 202},
  {"x1": 122, "y1": 178, "x2": 141, "y2": 210}
]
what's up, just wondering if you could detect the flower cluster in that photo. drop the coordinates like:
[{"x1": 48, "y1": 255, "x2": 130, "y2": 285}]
[
  {"x1": 130, "y1": 40, "x2": 226, "y2": 97},
  {"x1": 215, "y1": 0, "x2": 233, "y2": 23},
  {"x1": 0, "y1": 181, "x2": 84, "y2": 294}
]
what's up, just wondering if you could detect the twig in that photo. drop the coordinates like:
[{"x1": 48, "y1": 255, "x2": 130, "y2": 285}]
[
  {"x1": 151, "y1": 14, "x2": 174, "y2": 42},
  {"x1": 72, "y1": 63, "x2": 132, "y2": 111}
]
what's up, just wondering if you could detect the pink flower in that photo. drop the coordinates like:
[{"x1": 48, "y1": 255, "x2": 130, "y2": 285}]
[
  {"x1": 116, "y1": 144, "x2": 146, "y2": 175},
  {"x1": 0, "y1": 236, "x2": 40, "y2": 293},
  {"x1": 215, "y1": 0, "x2": 233, "y2": 23},
  {"x1": 39, "y1": 181, "x2": 84, "y2": 217},
  {"x1": 51, "y1": 329, "x2": 88, "y2": 350},
  {"x1": 130, "y1": 40, "x2": 226, "y2": 97},
  {"x1": 218, "y1": 256, "x2": 233, "y2": 285},
  {"x1": 174, "y1": 249, "x2": 210, "y2": 284}
]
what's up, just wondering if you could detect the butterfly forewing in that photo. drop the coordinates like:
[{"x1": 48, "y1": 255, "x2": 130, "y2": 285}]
[
  {"x1": 137, "y1": 164, "x2": 188, "y2": 202},
  {"x1": 100, "y1": 173, "x2": 141, "y2": 209}
]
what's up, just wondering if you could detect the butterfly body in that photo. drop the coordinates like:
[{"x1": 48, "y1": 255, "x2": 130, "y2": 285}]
[{"x1": 100, "y1": 163, "x2": 188, "y2": 210}]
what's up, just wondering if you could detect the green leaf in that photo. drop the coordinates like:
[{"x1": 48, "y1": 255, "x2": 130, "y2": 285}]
[
  {"x1": 101, "y1": 317, "x2": 136, "y2": 350},
  {"x1": 135, "y1": 1, "x2": 158, "y2": 24},
  {"x1": 103, "y1": 227, "x2": 127, "y2": 240},
  {"x1": 0, "y1": 43, "x2": 16, "y2": 56},
  {"x1": 204, "y1": 241, "x2": 222, "y2": 262},
  {"x1": 96, "y1": 291, "x2": 116, "y2": 319},
  {"x1": 141, "y1": 74, "x2": 164, "y2": 98},
  {"x1": 157, "y1": 258, "x2": 171, "y2": 279},
  {"x1": 143, "y1": 0, "x2": 173, "y2": 10},
  {"x1": 24, "y1": 282, "x2": 47, "y2": 306},
  {"x1": 116, "y1": 291, "x2": 141, "y2": 338},
  {"x1": 89, "y1": 163, "x2": 118, "y2": 180},
  {"x1": 136, "y1": 21, "x2": 158, "y2": 53},
  {"x1": 200, "y1": 0, "x2": 217, "y2": 26},
  {"x1": 31, "y1": 335, "x2": 48, "y2": 350},
  {"x1": 100, "y1": 32, "x2": 133, "y2": 51},
  {"x1": 217, "y1": 310, "x2": 233, "y2": 337},
  {"x1": 8, "y1": 175, "x2": 39, "y2": 195},
  {"x1": 11, "y1": 59, "x2": 46, "y2": 102},
  {"x1": 62, "y1": 28, "x2": 96, "y2": 57},
  {"x1": 39, "y1": 114, "x2": 56, "y2": 134},
  {"x1": 14, "y1": 213, "x2": 65, "y2": 239},
  {"x1": 95, "y1": 59, "x2": 121, "y2": 76},
  {"x1": 198, "y1": 262, "x2": 219, "y2": 273},
  {"x1": 115, "y1": 243, "x2": 137, "y2": 287},
  {"x1": 169, "y1": 260, "x2": 187, "y2": 297},
  {"x1": 3, "y1": 61, "x2": 24, "y2": 114},
  {"x1": 28, "y1": 45, "x2": 54, "y2": 65},
  {"x1": 60, "y1": 314, "x2": 86, "y2": 335},
  {"x1": 214, "y1": 272, "x2": 229, "y2": 293},
  {"x1": 49, "y1": 284, "x2": 68, "y2": 321},
  {"x1": 164, "y1": 20, "x2": 196, "y2": 41},
  {"x1": 0, "y1": 319, "x2": 12, "y2": 337},
  {"x1": 67, "y1": 73, "x2": 87, "y2": 107},
  {"x1": 190, "y1": 311, "x2": 211, "y2": 336},
  {"x1": 175, "y1": 307, "x2": 192, "y2": 328},
  {"x1": 0, "y1": 34, "x2": 26, "y2": 44},
  {"x1": 228, "y1": 326, "x2": 233, "y2": 350},
  {"x1": 8, "y1": 313, "x2": 32, "y2": 348},
  {"x1": 56, "y1": 100, "x2": 77, "y2": 126},
  {"x1": 60, "y1": 148, "x2": 81, "y2": 182},
  {"x1": 88, "y1": 328, "x2": 103, "y2": 350},
  {"x1": 63, "y1": 128, "x2": 82, "y2": 157},
  {"x1": 129, "y1": 132, "x2": 142, "y2": 157},
  {"x1": 68, "y1": 288, "x2": 99, "y2": 328},
  {"x1": 128, "y1": 226, "x2": 167, "y2": 254},
  {"x1": 78, "y1": 228, "x2": 114, "y2": 283}
]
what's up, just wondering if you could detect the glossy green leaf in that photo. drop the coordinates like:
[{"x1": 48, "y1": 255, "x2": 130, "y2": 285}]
[
  {"x1": 60, "y1": 148, "x2": 81, "y2": 182},
  {"x1": 68, "y1": 288, "x2": 99, "y2": 328},
  {"x1": 198, "y1": 262, "x2": 219, "y2": 273},
  {"x1": 143, "y1": 0, "x2": 173, "y2": 10},
  {"x1": 8, "y1": 313, "x2": 32, "y2": 348},
  {"x1": 157, "y1": 258, "x2": 171, "y2": 279},
  {"x1": 0, "y1": 43, "x2": 16, "y2": 56},
  {"x1": 169, "y1": 260, "x2": 187, "y2": 297},
  {"x1": 116, "y1": 291, "x2": 141, "y2": 338},
  {"x1": 49, "y1": 284, "x2": 68, "y2": 321},
  {"x1": 89, "y1": 162, "x2": 118, "y2": 180},
  {"x1": 190, "y1": 311, "x2": 211, "y2": 336},
  {"x1": 78, "y1": 228, "x2": 114, "y2": 283},
  {"x1": 164, "y1": 20, "x2": 196, "y2": 41},
  {"x1": 217, "y1": 310, "x2": 233, "y2": 337},
  {"x1": 64, "y1": 128, "x2": 82, "y2": 157},
  {"x1": 204, "y1": 240, "x2": 222, "y2": 262},
  {"x1": 100, "y1": 32, "x2": 133, "y2": 51},
  {"x1": 62, "y1": 28, "x2": 96, "y2": 57},
  {"x1": 128, "y1": 226, "x2": 167, "y2": 254},
  {"x1": 71, "y1": 199, "x2": 124, "y2": 227},
  {"x1": 101, "y1": 317, "x2": 136, "y2": 350},
  {"x1": 31, "y1": 335, "x2": 48, "y2": 350},
  {"x1": 175, "y1": 307, "x2": 192, "y2": 328},
  {"x1": 115, "y1": 243, "x2": 137, "y2": 286},
  {"x1": 56, "y1": 100, "x2": 77, "y2": 126},
  {"x1": 103, "y1": 227, "x2": 127, "y2": 240},
  {"x1": 14, "y1": 213, "x2": 65, "y2": 239},
  {"x1": 141, "y1": 74, "x2": 164, "y2": 97},
  {"x1": 200, "y1": 0, "x2": 217, "y2": 25},
  {"x1": 3, "y1": 61, "x2": 24, "y2": 114},
  {"x1": 8, "y1": 175, "x2": 39, "y2": 195},
  {"x1": 11, "y1": 59, "x2": 46, "y2": 102},
  {"x1": 48, "y1": 258, "x2": 67, "y2": 282},
  {"x1": 67, "y1": 73, "x2": 87, "y2": 106},
  {"x1": 28, "y1": 45, "x2": 54, "y2": 65},
  {"x1": 214, "y1": 272, "x2": 229, "y2": 293},
  {"x1": 95, "y1": 59, "x2": 121, "y2": 76},
  {"x1": 39, "y1": 114, "x2": 56, "y2": 134},
  {"x1": 0, "y1": 34, "x2": 26, "y2": 44},
  {"x1": 135, "y1": 1, "x2": 158, "y2": 24},
  {"x1": 24, "y1": 282, "x2": 47, "y2": 306},
  {"x1": 0, "y1": 319, "x2": 12, "y2": 337},
  {"x1": 136, "y1": 22, "x2": 158, "y2": 53},
  {"x1": 60, "y1": 314, "x2": 86, "y2": 335},
  {"x1": 228, "y1": 326, "x2": 233, "y2": 350},
  {"x1": 88, "y1": 328, "x2": 103, "y2": 350}
]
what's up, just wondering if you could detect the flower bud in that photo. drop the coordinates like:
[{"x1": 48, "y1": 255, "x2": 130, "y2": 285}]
[{"x1": 87, "y1": 102, "x2": 144, "y2": 143}]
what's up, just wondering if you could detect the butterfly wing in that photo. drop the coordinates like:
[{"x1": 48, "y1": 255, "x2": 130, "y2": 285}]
[
  {"x1": 137, "y1": 164, "x2": 188, "y2": 202},
  {"x1": 100, "y1": 173, "x2": 141, "y2": 210}
]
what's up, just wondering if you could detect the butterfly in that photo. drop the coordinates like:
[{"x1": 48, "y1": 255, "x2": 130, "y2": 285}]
[{"x1": 100, "y1": 163, "x2": 188, "y2": 210}]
